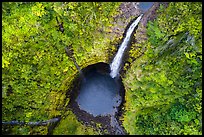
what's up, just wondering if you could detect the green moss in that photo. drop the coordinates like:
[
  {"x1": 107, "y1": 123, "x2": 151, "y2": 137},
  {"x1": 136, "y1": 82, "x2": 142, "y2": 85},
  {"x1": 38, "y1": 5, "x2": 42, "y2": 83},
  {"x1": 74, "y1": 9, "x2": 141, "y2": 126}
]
[{"x1": 53, "y1": 110, "x2": 98, "y2": 135}]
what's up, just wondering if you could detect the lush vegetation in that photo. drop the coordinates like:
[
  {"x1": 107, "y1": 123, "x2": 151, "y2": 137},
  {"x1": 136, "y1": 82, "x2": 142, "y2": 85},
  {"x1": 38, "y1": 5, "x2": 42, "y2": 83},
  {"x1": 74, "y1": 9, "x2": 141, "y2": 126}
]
[
  {"x1": 2, "y1": 2, "x2": 202, "y2": 135},
  {"x1": 122, "y1": 2, "x2": 202, "y2": 135},
  {"x1": 52, "y1": 110, "x2": 98, "y2": 135},
  {"x1": 2, "y1": 2, "x2": 121, "y2": 135}
]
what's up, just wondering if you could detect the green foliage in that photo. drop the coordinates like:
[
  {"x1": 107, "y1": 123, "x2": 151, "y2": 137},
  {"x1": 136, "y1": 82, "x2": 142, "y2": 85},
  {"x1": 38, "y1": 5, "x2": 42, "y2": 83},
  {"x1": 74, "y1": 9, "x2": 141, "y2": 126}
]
[
  {"x1": 123, "y1": 2, "x2": 202, "y2": 135},
  {"x1": 147, "y1": 21, "x2": 165, "y2": 47},
  {"x1": 53, "y1": 110, "x2": 98, "y2": 135},
  {"x1": 2, "y1": 2, "x2": 121, "y2": 135},
  {"x1": 170, "y1": 104, "x2": 196, "y2": 123},
  {"x1": 157, "y1": 2, "x2": 202, "y2": 44}
]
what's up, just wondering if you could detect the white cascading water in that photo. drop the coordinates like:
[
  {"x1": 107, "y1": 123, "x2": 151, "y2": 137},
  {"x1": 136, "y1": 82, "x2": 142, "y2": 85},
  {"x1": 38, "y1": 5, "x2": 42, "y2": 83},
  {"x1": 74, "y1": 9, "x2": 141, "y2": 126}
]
[{"x1": 110, "y1": 14, "x2": 143, "y2": 78}]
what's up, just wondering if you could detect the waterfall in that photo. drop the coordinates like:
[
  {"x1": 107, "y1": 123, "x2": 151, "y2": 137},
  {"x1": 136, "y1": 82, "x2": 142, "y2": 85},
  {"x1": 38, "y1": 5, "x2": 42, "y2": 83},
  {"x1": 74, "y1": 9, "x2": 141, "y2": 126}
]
[{"x1": 110, "y1": 14, "x2": 143, "y2": 78}]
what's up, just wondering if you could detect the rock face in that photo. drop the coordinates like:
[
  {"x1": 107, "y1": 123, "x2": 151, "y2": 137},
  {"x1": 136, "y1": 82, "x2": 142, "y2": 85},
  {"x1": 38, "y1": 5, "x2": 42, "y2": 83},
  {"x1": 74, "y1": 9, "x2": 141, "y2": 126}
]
[
  {"x1": 135, "y1": 2, "x2": 168, "y2": 43},
  {"x1": 109, "y1": 2, "x2": 168, "y2": 43},
  {"x1": 109, "y1": 2, "x2": 141, "y2": 40}
]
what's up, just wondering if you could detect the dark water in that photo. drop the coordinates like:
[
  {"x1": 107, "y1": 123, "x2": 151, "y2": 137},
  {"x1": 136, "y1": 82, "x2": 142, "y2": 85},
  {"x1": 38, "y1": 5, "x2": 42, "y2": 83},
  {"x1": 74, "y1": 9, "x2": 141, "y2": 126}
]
[
  {"x1": 139, "y1": 2, "x2": 154, "y2": 12},
  {"x1": 76, "y1": 69, "x2": 121, "y2": 117}
]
